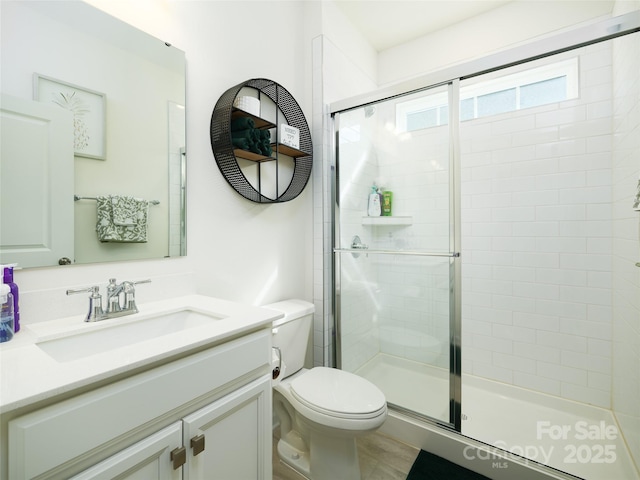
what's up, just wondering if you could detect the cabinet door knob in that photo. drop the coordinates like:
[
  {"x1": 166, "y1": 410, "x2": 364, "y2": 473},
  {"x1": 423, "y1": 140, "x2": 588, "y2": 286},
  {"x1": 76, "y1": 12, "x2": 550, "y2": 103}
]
[
  {"x1": 170, "y1": 446, "x2": 186, "y2": 469},
  {"x1": 191, "y1": 434, "x2": 206, "y2": 456}
]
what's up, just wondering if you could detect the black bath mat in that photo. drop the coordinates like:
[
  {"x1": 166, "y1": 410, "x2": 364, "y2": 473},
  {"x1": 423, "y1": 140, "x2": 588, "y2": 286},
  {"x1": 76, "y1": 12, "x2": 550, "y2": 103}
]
[{"x1": 406, "y1": 450, "x2": 491, "y2": 480}]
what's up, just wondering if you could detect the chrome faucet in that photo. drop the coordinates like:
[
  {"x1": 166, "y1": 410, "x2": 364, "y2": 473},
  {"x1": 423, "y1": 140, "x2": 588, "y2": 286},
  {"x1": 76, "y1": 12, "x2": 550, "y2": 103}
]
[
  {"x1": 67, "y1": 278, "x2": 151, "y2": 322},
  {"x1": 106, "y1": 278, "x2": 124, "y2": 314}
]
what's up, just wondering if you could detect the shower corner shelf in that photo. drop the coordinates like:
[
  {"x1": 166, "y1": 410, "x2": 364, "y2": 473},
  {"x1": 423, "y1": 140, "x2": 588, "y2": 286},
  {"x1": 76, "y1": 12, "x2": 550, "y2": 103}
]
[{"x1": 361, "y1": 216, "x2": 413, "y2": 226}]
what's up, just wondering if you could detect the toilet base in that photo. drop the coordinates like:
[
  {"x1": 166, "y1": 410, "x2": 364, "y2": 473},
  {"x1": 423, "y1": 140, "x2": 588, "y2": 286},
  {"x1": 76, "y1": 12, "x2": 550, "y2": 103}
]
[
  {"x1": 273, "y1": 369, "x2": 386, "y2": 480},
  {"x1": 277, "y1": 431, "x2": 361, "y2": 480},
  {"x1": 277, "y1": 438, "x2": 310, "y2": 478}
]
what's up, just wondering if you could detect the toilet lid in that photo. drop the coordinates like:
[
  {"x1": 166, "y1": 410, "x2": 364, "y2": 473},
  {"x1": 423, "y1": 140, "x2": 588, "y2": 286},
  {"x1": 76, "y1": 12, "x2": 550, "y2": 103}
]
[{"x1": 290, "y1": 367, "x2": 386, "y2": 419}]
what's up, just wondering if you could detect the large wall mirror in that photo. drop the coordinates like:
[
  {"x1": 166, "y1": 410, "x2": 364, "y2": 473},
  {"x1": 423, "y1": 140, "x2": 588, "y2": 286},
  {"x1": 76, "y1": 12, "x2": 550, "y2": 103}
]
[{"x1": 0, "y1": 1, "x2": 186, "y2": 268}]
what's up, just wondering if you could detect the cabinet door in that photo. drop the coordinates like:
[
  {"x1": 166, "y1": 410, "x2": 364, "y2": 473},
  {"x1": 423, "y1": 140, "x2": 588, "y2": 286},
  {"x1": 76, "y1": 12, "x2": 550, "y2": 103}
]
[
  {"x1": 182, "y1": 375, "x2": 272, "y2": 480},
  {"x1": 70, "y1": 423, "x2": 183, "y2": 480}
]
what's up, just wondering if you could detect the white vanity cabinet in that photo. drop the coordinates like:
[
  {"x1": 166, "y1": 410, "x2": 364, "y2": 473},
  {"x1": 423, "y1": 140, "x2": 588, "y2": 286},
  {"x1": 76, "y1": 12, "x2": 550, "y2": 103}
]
[
  {"x1": 181, "y1": 378, "x2": 271, "y2": 479},
  {"x1": 70, "y1": 423, "x2": 183, "y2": 480},
  {"x1": 7, "y1": 329, "x2": 272, "y2": 480}
]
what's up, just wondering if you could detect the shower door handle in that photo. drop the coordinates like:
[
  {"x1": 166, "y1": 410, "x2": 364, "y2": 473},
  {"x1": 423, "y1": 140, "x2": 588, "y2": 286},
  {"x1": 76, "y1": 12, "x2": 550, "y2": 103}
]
[{"x1": 351, "y1": 235, "x2": 368, "y2": 249}]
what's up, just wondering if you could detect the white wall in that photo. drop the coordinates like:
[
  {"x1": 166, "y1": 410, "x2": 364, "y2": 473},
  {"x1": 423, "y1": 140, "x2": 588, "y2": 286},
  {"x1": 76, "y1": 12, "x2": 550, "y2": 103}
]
[
  {"x1": 377, "y1": 1, "x2": 615, "y2": 86},
  {"x1": 171, "y1": 1, "x2": 314, "y2": 306},
  {"x1": 12, "y1": 0, "x2": 316, "y2": 326}
]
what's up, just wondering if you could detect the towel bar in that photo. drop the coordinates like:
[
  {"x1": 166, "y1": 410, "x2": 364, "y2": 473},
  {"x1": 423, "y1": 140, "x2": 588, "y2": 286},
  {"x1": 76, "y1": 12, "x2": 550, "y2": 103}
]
[{"x1": 74, "y1": 195, "x2": 160, "y2": 205}]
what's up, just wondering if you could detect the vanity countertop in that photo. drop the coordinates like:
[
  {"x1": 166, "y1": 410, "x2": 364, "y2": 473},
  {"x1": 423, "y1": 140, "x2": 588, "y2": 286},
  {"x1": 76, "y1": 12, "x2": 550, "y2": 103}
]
[{"x1": 0, "y1": 295, "x2": 282, "y2": 413}]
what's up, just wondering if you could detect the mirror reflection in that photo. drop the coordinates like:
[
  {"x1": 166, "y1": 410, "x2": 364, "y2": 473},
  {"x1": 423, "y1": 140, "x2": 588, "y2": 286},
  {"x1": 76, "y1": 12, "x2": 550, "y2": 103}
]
[{"x1": 0, "y1": 1, "x2": 186, "y2": 268}]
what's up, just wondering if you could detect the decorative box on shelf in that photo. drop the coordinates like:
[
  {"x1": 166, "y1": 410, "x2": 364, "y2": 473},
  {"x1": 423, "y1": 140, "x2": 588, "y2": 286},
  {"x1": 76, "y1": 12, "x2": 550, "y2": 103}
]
[{"x1": 280, "y1": 124, "x2": 299, "y2": 149}]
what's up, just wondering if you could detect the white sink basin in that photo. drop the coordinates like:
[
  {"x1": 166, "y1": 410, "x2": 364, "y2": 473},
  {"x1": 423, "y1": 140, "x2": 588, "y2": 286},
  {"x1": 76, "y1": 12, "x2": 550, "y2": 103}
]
[{"x1": 36, "y1": 308, "x2": 225, "y2": 362}]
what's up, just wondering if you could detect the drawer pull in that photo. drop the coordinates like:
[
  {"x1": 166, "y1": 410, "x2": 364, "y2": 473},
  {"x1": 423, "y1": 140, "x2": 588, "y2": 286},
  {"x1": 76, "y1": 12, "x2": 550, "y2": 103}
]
[
  {"x1": 191, "y1": 434, "x2": 206, "y2": 456},
  {"x1": 170, "y1": 446, "x2": 186, "y2": 469}
]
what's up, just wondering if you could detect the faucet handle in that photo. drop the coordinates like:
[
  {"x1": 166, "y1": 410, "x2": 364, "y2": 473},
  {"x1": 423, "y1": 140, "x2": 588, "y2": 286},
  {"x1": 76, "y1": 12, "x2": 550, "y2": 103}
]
[
  {"x1": 122, "y1": 279, "x2": 151, "y2": 313},
  {"x1": 66, "y1": 285, "x2": 101, "y2": 297},
  {"x1": 66, "y1": 285, "x2": 104, "y2": 322}
]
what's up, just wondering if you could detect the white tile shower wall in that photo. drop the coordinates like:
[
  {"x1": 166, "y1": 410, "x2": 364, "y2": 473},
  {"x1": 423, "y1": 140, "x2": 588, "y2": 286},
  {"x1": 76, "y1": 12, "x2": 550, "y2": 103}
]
[
  {"x1": 611, "y1": 28, "x2": 640, "y2": 468},
  {"x1": 461, "y1": 43, "x2": 614, "y2": 408}
]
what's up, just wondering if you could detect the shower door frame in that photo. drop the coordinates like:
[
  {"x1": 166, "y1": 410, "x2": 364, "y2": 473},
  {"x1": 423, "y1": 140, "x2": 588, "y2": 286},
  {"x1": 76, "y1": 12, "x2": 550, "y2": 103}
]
[
  {"x1": 330, "y1": 9, "x2": 640, "y2": 435},
  {"x1": 332, "y1": 79, "x2": 463, "y2": 432}
]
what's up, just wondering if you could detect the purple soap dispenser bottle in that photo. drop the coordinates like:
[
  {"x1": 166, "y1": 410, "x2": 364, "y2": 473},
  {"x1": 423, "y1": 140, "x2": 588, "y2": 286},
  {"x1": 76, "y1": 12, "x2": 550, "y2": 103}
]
[{"x1": 2, "y1": 265, "x2": 19, "y2": 333}]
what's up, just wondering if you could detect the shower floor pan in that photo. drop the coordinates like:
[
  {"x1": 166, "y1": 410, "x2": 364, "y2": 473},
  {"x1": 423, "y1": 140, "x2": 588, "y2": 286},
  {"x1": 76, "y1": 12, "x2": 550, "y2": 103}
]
[{"x1": 357, "y1": 353, "x2": 638, "y2": 480}]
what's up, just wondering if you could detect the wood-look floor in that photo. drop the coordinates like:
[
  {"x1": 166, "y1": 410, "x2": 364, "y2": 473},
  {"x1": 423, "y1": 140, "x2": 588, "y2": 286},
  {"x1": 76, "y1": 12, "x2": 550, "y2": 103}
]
[{"x1": 272, "y1": 429, "x2": 420, "y2": 480}]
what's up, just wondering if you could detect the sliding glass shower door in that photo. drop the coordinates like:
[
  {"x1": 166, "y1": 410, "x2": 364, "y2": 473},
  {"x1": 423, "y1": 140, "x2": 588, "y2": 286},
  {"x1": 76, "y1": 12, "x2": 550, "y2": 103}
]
[{"x1": 334, "y1": 83, "x2": 461, "y2": 428}]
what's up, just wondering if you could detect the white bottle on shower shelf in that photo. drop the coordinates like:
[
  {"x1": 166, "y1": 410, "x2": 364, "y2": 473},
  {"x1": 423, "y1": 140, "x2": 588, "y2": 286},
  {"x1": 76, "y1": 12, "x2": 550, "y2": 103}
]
[{"x1": 368, "y1": 184, "x2": 382, "y2": 216}]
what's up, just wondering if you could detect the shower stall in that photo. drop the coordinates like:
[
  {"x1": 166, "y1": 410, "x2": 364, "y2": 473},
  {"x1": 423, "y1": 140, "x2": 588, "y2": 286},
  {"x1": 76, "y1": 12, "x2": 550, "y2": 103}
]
[{"x1": 330, "y1": 14, "x2": 639, "y2": 480}]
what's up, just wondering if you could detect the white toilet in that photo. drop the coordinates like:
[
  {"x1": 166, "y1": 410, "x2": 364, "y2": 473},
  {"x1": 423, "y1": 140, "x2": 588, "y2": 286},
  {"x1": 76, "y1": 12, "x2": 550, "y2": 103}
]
[{"x1": 264, "y1": 299, "x2": 387, "y2": 480}]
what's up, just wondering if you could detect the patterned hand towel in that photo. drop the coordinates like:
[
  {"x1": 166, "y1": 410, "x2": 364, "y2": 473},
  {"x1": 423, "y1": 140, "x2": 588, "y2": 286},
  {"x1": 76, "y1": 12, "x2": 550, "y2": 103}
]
[
  {"x1": 96, "y1": 195, "x2": 149, "y2": 243},
  {"x1": 111, "y1": 196, "x2": 147, "y2": 226}
]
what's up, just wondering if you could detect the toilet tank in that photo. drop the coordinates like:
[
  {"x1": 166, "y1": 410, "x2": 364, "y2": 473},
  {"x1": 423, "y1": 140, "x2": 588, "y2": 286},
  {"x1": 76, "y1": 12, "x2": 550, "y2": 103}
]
[{"x1": 263, "y1": 299, "x2": 315, "y2": 378}]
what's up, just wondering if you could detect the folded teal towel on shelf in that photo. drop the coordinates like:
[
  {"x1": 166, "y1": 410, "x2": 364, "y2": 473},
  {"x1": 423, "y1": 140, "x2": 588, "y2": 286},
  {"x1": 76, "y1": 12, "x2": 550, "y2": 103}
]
[
  {"x1": 249, "y1": 142, "x2": 263, "y2": 155},
  {"x1": 231, "y1": 116, "x2": 255, "y2": 131},
  {"x1": 232, "y1": 128, "x2": 258, "y2": 152},
  {"x1": 231, "y1": 129, "x2": 258, "y2": 141},
  {"x1": 96, "y1": 195, "x2": 149, "y2": 243},
  {"x1": 231, "y1": 137, "x2": 250, "y2": 150},
  {"x1": 230, "y1": 119, "x2": 273, "y2": 156},
  {"x1": 260, "y1": 130, "x2": 272, "y2": 156}
]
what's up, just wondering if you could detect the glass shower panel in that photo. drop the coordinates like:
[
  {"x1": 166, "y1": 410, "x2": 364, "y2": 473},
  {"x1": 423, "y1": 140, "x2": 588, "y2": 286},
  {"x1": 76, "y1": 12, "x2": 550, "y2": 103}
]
[
  {"x1": 335, "y1": 84, "x2": 456, "y2": 426},
  {"x1": 338, "y1": 252, "x2": 453, "y2": 423},
  {"x1": 336, "y1": 85, "x2": 452, "y2": 254}
]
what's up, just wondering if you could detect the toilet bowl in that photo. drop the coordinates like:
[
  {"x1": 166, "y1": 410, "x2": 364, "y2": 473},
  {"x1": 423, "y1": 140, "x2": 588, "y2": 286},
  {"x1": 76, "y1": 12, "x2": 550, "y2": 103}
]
[{"x1": 265, "y1": 299, "x2": 387, "y2": 480}]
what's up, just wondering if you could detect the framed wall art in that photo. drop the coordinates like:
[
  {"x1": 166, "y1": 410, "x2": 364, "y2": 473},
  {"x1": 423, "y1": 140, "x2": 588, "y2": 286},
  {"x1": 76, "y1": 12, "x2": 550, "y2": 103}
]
[{"x1": 35, "y1": 74, "x2": 106, "y2": 160}]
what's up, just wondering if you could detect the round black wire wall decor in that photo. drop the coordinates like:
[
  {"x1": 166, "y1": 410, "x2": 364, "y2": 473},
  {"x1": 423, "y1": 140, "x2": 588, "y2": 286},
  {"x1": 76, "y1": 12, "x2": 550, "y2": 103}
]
[{"x1": 210, "y1": 78, "x2": 312, "y2": 203}]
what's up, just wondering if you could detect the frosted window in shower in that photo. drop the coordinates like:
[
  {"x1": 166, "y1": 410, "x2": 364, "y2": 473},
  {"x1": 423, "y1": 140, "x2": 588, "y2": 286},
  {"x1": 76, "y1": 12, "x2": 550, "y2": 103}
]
[
  {"x1": 407, "y1": 108, "x2": 438, "y2": 130},
  {"x1": 476, "y1": 88, "x2": 516, "y2": 116},
  {"x1": 520, "y1": 76, "x2": 567, "y2": 108},
  {"x1": 460, "y1": 57, "x2": 577, "y2": 121},
  {"x1": 395, "y1": 90, "x2": 448, "y2": 132},
  {"x1": 460, "y1": 98, "x2": 474, "y2": 121},
  {"x1": 406, "y1": 105, "x2": 449, "y2": 130},
  {"x1": 401, "y1": 58, "x2": 579, "y2": 131}
]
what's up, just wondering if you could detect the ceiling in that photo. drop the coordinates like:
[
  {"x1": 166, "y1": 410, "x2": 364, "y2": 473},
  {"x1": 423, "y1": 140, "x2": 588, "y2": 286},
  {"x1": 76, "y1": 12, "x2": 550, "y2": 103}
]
[{"x1": 333, "y1": 0, "x2": 514, "y2": 51}]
